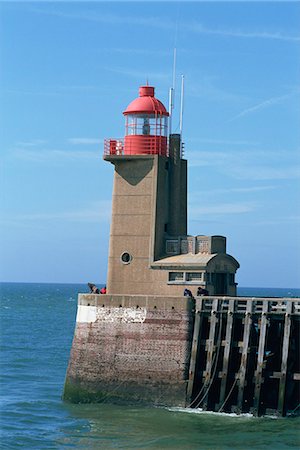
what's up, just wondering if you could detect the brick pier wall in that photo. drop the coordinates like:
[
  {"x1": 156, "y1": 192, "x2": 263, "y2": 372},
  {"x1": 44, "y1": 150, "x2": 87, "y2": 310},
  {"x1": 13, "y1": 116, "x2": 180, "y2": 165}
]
[{"x1": 63, "y1": 294, "x2": 194, "y2": 406}]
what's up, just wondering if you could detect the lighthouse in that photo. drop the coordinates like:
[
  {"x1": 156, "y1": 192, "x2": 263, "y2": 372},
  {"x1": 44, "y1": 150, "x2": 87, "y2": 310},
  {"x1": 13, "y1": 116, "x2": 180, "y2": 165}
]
[
  {"x1": 104, "y1": 84, "x2": 239, "y2": 296},
  {"x1": 64, "y1": 83, "x2": 300, "y2": 416}
]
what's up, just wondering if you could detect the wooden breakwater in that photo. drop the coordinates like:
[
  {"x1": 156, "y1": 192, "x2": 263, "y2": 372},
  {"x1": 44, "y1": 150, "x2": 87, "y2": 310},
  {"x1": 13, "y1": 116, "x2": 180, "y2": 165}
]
[{"x1": 187, "y1": 297, "x2": 300, "y2": 416}]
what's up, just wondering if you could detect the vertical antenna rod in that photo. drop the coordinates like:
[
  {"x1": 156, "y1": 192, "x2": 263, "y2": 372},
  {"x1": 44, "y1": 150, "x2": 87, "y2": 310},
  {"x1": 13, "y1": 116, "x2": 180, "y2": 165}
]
[
  {"x1": 179, "y1": 74, "x2": 184, "y2": 136},
  {"x1": 169, "y1": 87, "x2": 173, "y2": 135},
  {"x1": 169, "y1": 48, "x2": 177, "y2": 135},
  {"x1": 172, "y1": 48, "x2": 177, "y2": 92}
]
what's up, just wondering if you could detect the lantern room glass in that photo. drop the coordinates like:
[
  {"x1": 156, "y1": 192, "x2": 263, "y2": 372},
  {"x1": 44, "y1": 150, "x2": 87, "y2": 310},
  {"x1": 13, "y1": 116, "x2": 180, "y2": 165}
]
[{"x1": 125, "y1": 114, "x2": 168, "y2": 137}]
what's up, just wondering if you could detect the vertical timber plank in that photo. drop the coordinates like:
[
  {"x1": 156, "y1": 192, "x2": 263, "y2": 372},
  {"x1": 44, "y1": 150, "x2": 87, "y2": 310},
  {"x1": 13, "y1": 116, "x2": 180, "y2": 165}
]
[
  {"x1": 201, "y1": 298, "x2": 219, "y2": 409},
  {"x1": 236, "y1": 299, "x2": 253, "y2": 412},
  {"x1": 187, "y1": 298, "x2": 203, "y2": 404},
  {"x1": 277, "y1": 301, "x2": 292, "y2": 415},
  {"x1": 252, "y1": 300, "x2": 269, "y2": 416},
  {"x1": 218, "y1": 299, "x2": 235, "y2": 409}
]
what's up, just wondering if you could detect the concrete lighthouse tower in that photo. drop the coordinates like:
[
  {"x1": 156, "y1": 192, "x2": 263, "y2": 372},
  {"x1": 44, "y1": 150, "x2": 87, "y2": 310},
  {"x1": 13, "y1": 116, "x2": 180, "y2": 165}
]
[
  {"x1": 104, "y1": 85, "x2": 239, "y2": 297},
  {"x1": 64, "y1": 84, "x2": 240, "y2": 407}
]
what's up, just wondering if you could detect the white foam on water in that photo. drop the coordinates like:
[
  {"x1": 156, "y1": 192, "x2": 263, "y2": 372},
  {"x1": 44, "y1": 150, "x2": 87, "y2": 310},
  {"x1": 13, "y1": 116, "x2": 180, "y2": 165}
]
[
  {"x1": 167, "y1": 407, "x2": 255, "y2": 419},
  {"x1": 168, "y1": 407, "x2": 281, "y2": 419}
]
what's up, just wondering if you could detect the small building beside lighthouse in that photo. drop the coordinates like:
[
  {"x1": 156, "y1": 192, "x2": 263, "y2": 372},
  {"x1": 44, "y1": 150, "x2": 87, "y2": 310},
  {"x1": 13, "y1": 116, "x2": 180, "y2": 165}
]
[{"x1": 104, "y1": 84, "x2": 239, "y2": 297}]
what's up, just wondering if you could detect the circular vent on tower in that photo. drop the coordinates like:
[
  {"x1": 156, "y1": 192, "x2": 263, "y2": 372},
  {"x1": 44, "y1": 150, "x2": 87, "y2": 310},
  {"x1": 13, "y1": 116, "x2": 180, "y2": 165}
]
[{"x1": 120, "y1": 252, "x2": 132, "y2": 265}]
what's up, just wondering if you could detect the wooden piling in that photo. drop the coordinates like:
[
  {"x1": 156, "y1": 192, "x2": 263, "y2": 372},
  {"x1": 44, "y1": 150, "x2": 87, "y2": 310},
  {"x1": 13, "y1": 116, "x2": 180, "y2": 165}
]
[
  {"x1": 234, "y1": 299, "x2": 253, "y2": 413},
  {"x1": 201, "y1": 298, "x2": 219, "y2": 409},
  {"x1": 277, "y1": 301, "x2": 292, "y2": 415},
  {"x1": 218, "y1": 299, "x2": 234, "y2": 410},
  {"x1": 252, "y1": 301, "x2": 269, "y2": 416},
  {"x1": 187, "y1": 298, "x2": 203, "y2": 404}
]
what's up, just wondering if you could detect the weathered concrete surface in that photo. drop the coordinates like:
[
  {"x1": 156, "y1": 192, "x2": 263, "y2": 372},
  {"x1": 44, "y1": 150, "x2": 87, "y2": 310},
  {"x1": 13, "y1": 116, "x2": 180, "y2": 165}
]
[{"x1": 63, "y1": 294, "x2": 194, "y2": 406}]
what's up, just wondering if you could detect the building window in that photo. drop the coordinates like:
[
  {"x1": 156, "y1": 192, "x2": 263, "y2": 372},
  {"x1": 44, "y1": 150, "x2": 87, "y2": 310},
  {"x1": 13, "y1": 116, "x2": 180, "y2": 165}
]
[
  {"x1": 186, "y1": 272, "x2": 203, "y2": 282},
  {"x1": 168, "y1": 271, "x2": 206, "y2": 284},
  {"x1": 169, "y1": 272, "x2": 184, "y2": 282},
  {"x1": 120, "y1": 252, "x2": 132, "y2": 264}
]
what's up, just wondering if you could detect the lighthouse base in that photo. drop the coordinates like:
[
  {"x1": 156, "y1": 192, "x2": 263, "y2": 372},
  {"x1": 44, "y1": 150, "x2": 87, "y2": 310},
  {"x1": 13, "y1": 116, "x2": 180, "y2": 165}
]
[{"x1": 63, "y1": 294, "x2": 194, "y2": 406}]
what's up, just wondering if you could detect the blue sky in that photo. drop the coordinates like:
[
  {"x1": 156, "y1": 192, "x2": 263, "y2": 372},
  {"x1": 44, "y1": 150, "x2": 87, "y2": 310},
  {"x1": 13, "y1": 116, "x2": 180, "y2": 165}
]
[{"x1": 1, "y1": 1, "x2": 300, "y2": 288}]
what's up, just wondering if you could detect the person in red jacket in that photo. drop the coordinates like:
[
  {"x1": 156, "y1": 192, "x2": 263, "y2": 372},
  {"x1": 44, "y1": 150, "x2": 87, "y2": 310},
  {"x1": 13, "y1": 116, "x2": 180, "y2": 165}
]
[{"x1": 100, "y1": 286, "x2": 107, "y2": 294}]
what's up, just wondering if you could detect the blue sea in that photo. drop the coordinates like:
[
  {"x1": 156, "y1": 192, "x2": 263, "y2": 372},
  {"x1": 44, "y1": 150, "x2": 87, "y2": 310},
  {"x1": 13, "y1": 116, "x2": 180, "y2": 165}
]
[{"x1": 1, "y1": 282, "x2": 300, "y2": 449}]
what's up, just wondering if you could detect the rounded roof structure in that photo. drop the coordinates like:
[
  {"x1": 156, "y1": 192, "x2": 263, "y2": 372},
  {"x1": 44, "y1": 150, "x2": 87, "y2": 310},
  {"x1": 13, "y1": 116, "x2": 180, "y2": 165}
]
[
  {"x1": 123, "y1": 85, "x2": 169, "y2": 116},
  {"x1": 152, "y1": 253, "x2": 240, "y2": 270}
]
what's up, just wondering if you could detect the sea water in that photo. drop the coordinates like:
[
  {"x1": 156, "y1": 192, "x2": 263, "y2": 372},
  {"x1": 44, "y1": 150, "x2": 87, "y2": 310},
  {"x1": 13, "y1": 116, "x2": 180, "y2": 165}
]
[{"x1": 0, "y1": 282, "x2": 299, "y2": 450}]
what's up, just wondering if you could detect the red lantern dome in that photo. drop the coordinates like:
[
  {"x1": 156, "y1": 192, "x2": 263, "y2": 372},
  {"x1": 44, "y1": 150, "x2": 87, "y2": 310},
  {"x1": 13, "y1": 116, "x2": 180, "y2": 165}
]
[
  {"x1": 123, "y1": 86, "x2": 169, "y2": 116},
  {"x1": 123, "y1": 85, "x2": 169, "y2": 156}
]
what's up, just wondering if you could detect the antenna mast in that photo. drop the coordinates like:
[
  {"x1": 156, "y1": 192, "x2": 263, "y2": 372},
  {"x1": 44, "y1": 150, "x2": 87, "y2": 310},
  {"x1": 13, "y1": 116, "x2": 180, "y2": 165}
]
[
  {"x1": 179, "y1": 74, "x2": 184, "y2": 136},
  {"x1": 172, "y1": 47, "x2": 177, "y2": 90},
  {"x1": 169, "y1": 48, "x2": 177, "y2": 135}
]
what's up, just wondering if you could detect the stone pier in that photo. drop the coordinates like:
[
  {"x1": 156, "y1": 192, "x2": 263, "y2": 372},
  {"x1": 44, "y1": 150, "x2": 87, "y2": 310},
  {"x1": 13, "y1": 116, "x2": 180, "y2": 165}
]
[{"x1": 64, "y1": 294, "x2": 300, "y2": 416}]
